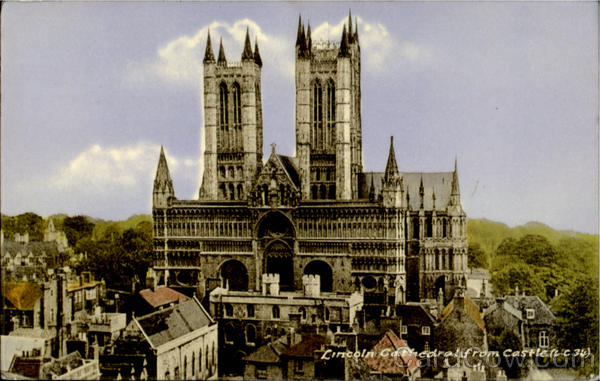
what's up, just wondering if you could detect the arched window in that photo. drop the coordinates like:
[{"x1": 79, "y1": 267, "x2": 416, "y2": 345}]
[
  {"x1": 426, "y1": 217, "x2": 432, "y2": 237},
  {"x1": 328, "y1": 185, "x2": 335, "y2": 200},
  {"x1": 326, "y1": 79, "x2": 336, "y2": 148},
  {"x1": 325, "y1": 307, "x2": 330, "y2": 321},
  {"x1": 224, "y1": 303, "x2": 233, "y2": 317},
  {"x1": 311, "y1": 185, "x2": 318, "y2": 200},
  {"x1": 228, "y1": 183, "x2": 235, "y2": 200},
  {"x1": 299, "y1": 306, "x2": 307, "y2": 320},
  {"x1": 246, "y1": 325, "x2": 256, "y2": 345},
  {"x1": 192, "y1": 352, "x2": 195, "y2": 378},
  {"x1": 183, "y1": 356, "x2": 187, "y2": 379},
  {"x1": 312, "y1": 80, "x2": 323, "y2": 149},
  {"x1": 320, "y1": 184, "x2": 326, "y2": 199},
  {"x1": 412, "y1": 218, "x2": 419, "y2": 239},
  {"x1": 442, "y1": 219, "x2": 447, "y2": 238},
  {"x1": 219, "y1": 166, "x2": 226, "y2": 178},
  {"x1": 219, "y1": 184, "x2": 227, "y2": 199},
  {"x1": 232, "y1": 82, "x2": 242, "y2": 150},
  {"x1": 219, "y1": 82, "x2": 229, "y2": 149},
  {"x1": 272, "y1": 305, "x2": 280, "y2": 319},
  {"x1": 247, "y1": 304, "x2": 255, "y2": 317},
  {"x1": 237, "y1": 184, "x2": 243, "y2": 200}
]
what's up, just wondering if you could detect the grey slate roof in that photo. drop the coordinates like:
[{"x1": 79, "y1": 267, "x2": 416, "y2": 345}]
[
  {"x1": 504, "y1": 295, "x2": 556, "y2": 325},
  {"x1": 134, "y1": 297, "x2": 213, "y2": 348},
  {"x1": 358, "y1": 171, "x2": 454, "y2": 210}
]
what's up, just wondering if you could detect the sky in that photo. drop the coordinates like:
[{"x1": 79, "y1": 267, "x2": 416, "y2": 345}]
[{"x1": 1, "y1": 2, "x2": 597, "y2": 234}]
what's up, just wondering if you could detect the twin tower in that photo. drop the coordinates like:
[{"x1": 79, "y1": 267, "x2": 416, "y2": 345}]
[{"x1": 199, "y1": 13, "x2": 363, "y2": 202}]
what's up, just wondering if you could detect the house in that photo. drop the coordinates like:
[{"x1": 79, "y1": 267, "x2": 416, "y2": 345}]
[
  {"x1": 485, "y1": 293, "x2": 556, "y2": 349},
  {"x1": 243, "y1": 331, "x2": 302, "y2": 380},
  {"x1": 110, "y1": 296, "x2": 218, "y2": 380},
  {"x1": 2, "y1": 282, "x2": 43, "y2": 333},
  {"x1": 209, "y1": 273, "x2": 363, "y2": 376},
  {"x1": 8, "y1": 351, "x2": 99, "y2": 380},
  {"x1": 396, "y1": 302, "x2": 437, "y2": 352},
  {"x1": 280, "y1": 334, "x2": 327, "y2": 379},
  {"x1": 364, "y1": 330, "x2": 420, "y2": 380},
  {"x1": 436, "y1": 288, "x2": 486, "y2": 352},
  {"x1": 136, "y1": 284, "x2": 188, "y2": 315}
]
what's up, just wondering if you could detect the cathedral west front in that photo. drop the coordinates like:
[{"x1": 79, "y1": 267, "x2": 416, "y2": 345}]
[{"x1": 151, "y1": 13, "x2": 468, "y2": 313}]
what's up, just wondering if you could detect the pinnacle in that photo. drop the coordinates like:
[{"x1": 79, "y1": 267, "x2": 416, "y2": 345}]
[
  {"x1": 203, "y1": 30, "x2": 215, "y2": 63},
  {"x1": 242, "y1": 27, "x2": 254, "y2": 61},
  {"x1": 217, "y1": 37, "x2": 227, "y2": 64}
]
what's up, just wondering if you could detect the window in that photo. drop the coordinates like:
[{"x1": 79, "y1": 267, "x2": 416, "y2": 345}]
[
  {"x1": 325, "y1": 308, "x2": 330, "y2": 322},
  {"x1": 325, "y1": 80, "x2": 336, "y2": 148},
  {"x1": 311, "y1": 80, "x2": 323, "y2": 149},
  {"x1": 256, "y1": 364, "x2": 267, "y2": 379},
  {"x1": 299, "y1": 307, "x2": 307, "y2": 320},
  {"x1": 247, "y1": 304, "x2": 255, "y2": 318},
  {"x1": 218, "y1": 83, "x2": 229, "y2": 148},
  {"x1": 246, "y1": 325, "x2": 256, "y2": 345},
  {"x1": 192, "y1": 352, "x2": 195, "y2": 378},
  {"x1": 424, "y1": 342, "x2": 430, "y2": 352},
  {"x1": 295, "y1": 359, "x2": 304, "y2": 375},
  {"x1": 224, "y1": 303, "x2": 233, "y2": 317},
  {"x1": 422, "y1": 326, "x2": 430, "y2": 336},
  {"x1": 232, "y1": 82, "x2": 242, "y2": 150},
  {"x1": 526, "y1": 309, "x2": 535, "y2": 319},
  {"x1": 272, "y1": 305, "x2": 280, "y2": 319},
  {"x1": 401, "y1": 325, "x2": 407, "y2": 335},
  {"x1": 539, "y1": 331, "x2": 549, "y2": 348},
  {"x1": 224, "y1": 324, "x2": 235, "y2": 344}
]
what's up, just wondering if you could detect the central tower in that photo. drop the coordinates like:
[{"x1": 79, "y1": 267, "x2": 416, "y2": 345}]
[{"x1": 295, "y1": 13, "x2": 363, "y2": 201}]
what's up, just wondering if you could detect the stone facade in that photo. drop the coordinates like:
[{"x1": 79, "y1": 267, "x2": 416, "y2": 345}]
[{"x1": 151, "y1": 13, "x2": 468, "y2": 315}]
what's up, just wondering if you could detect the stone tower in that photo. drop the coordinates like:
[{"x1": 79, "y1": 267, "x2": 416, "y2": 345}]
[
  {"x1": 295, "y1": 12, "x2": 362, "y2": 201},
  {"x1": 199, "y1": 29, "x2": 263, "y2": 201}
]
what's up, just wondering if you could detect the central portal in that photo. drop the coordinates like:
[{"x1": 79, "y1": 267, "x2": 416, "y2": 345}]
[
  {"x1": 264, "y1": 241, "x2": 294, "y2": 290},
  {"x1": 257, "y1": 211, "x2": 296, "y2": 291}
]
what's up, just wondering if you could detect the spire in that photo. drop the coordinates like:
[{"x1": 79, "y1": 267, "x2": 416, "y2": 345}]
[
  {"x1": 451, "y1": 157, "x2": 460, "y2": 196},
  {"x1": 369, "y1": 174, "x2": 376, "y2": 202},
  {"x1": 217, "y1": 37, "x2": 227, "y2": 64},
  {"x1": 254, "y1": 38, "x2": 262, "y2": 67},
  {"x1": 154, "y1": 146, "x2": 174, "y2": 197},
  {"x1": 203, "y1": 30, "x2": 215, "y2": 63},
  {"x1": 306, "y1": 22, "x2": 312, "y2": 53},
  {"x1": 432, "y1": 187, "x2": 436, "y2": 209},
  {"x1": 339, "y1": 24, "x2": 350, "y2": 57},
  {"x1": 354, "y1": 17, "x2": 359, "y2": 43},
  {"x1": 241, "y1": 27, "x2": 254, "y2": 61},
  {"x1": 348, "y1": 10, "x2": 353, "y2": 44},
  {"x1": 296, "y1": 14, "x2": 303, "y2": 46},
  {"x1": 419, "y1": 175, "x2": 425, "y2": 209},
  {"x1": 384, "y1": 136, "x2": 400, "y2": 182}
]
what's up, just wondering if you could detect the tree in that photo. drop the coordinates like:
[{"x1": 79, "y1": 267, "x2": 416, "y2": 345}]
[
  {"x1": 554, "y1": 275, "x2": 599, "y2": 376},
  {"x1": 63, "y1": 216, "x2": 95, "y2": 247},
  {"x1": 490, "y1": 262, "x2": 545, "y2": 298},
  {"x1": 467, "y1": 242, "x2": 489, "y2": 269},
  {"x1": 488, "y1": 329, "x2": 525, "y2": 379},
  {"x1": 517, "y1": 234, "x2": 556, "y2": 267}
]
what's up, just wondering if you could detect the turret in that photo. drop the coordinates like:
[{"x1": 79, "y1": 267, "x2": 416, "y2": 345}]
[{"x1": 153, "y1": 146, "x2": 175, "y2": 208}]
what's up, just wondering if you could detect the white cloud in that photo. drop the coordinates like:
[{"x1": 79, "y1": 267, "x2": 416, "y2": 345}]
[
  {"x1": 48, "y1": 142, "x2": 198, "y2": 194},
  {"x1": 312, "y1": 16, "x2": 433, "y2": 74},
  {"x1": 124, "y1": 18, "x2": 293, "y2": 88}
]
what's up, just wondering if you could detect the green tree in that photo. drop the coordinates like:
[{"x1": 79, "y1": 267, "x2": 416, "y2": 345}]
[
  {"x1": 488, "y1": 329, "x2": 525, "y2": 378},
  {"x1": 63, "y1": 215, "x2": 95, "y2": 247},
  {"x1": 490, "y1": 262, "x2": 545, "y2": 298},
  {"x1": 554, "y1": 275, "x2": 599, "y2": 376},
  {"x1": 467, "y1": 242, "x2": 489, "y2": 269}
]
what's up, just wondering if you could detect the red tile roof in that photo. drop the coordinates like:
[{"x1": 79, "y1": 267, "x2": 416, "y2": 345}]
[
  {"x1": 440, "y1": 296, "x2": 485, "y2": 330},
  {"x1": 282, "y1": 334, "x2": 326, "y2": 359},
  {"x1": 364, "y1": 330, "x2": 419, "y2": 375},
  {"x1": 138, "y1": 286, "x2": 187, "y2": 308}
]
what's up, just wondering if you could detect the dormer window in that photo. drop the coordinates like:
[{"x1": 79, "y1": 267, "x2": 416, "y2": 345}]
[
  {"x1": 422, "y1": 326, "x2": 430, "y2": 336},
  {"x1": 526, "y1": 308, "x2": 535, "y2": 319}
]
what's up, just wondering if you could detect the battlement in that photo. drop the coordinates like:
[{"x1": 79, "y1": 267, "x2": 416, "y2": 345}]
[
  {"x1": 302, "y1": 274, "x2": 321, "y2": 298},
  {"x1": 262, "y1": 273, "x2": 280, "y2": 296}
]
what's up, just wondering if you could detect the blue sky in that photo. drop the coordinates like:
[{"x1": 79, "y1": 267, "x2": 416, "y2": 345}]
[{"x1": 1, "y1": 2, "x2": 597, "y2": 233}]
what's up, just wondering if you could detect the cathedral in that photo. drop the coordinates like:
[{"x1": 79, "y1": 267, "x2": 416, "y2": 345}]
[{"x1": 151, "y1": 13, "x2": 468, "y2": 312}]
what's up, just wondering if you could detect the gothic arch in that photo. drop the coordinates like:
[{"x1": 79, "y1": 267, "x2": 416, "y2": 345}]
[
  {"x1": 255, "y1": 210, "x2": 296, "y2": 238},
  {"x1": 303, "y1": 260, "x2": 333, "y2": 292},
  {"x1": 219, "y1": 259, "x2": 249, "y2": 291}
]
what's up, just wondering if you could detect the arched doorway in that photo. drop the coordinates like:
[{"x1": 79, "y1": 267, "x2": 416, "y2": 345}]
[
  {"x1": 264, "y1": 241, "x2": 294, "y2": 291},
  {"x1": 220, "y1": 260, "x2": 249, "y2": 291},
  {"x1": 434, "y1": 275, "x2": 446, "y2": 300},
  {"x1": 303, "y1": 260, "x2": 333, "y2": 292}
]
